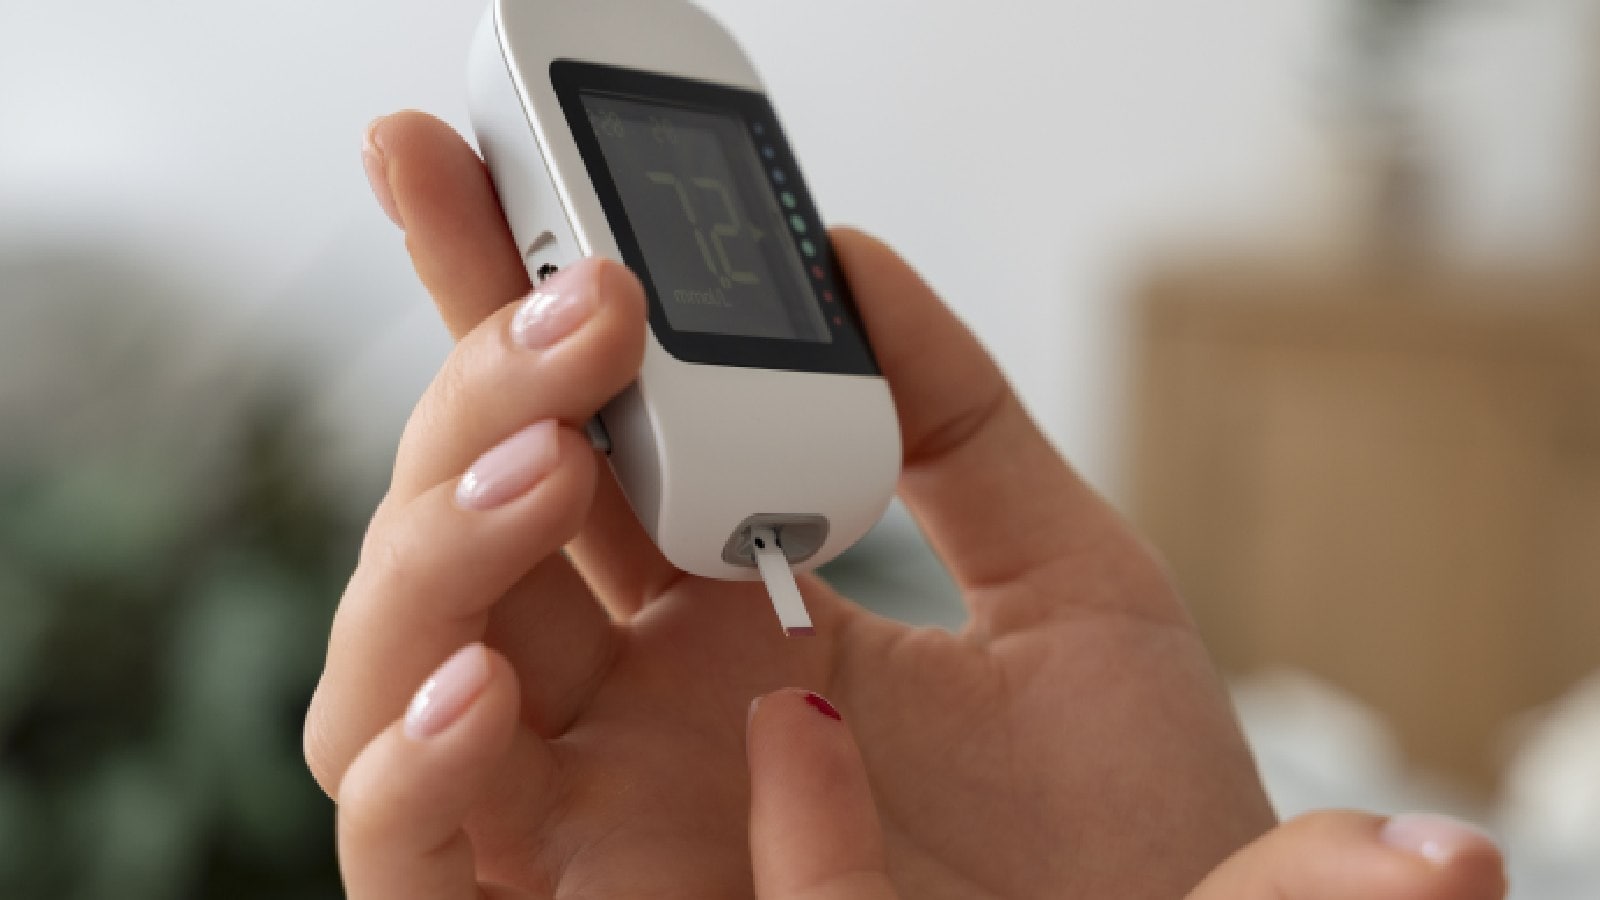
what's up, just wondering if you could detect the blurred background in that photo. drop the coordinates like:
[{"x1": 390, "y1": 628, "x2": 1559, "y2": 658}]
[{"x1": 3, "y1": 0, "x2": 1598, "y2": 896}]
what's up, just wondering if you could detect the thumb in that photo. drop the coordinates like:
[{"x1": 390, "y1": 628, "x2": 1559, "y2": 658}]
[
  {"x1": 1187, "y1": 809, "x2": 1507, "y2": 900},
  {"x1": 747, "y1": 689, "x2": 899, "y2": 900}
]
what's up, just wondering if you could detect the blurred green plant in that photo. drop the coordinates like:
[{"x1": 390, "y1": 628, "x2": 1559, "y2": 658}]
[
  {"x1": 0, "y1": 389, "x2": 352, "y2": 899},
  {"x1": 0, "y1": 241, "x2": 360, "y2": 899}
]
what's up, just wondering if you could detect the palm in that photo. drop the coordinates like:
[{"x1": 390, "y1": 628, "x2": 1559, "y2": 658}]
[{"x1": 471, "y1": 546, "x2": 1269, "y2": 899}]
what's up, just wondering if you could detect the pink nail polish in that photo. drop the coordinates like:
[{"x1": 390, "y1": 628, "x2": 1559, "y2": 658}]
[
  {"x1": 804, "y1": 691, "x2": 842, "y2": 721},
  {"x1": 456, "y1": 421, "x2": 561, "y2": 511},
  {"x1": 1380, "y1": 813, "x2": 1494, "y2": 867},
  {"x1": 405, "y1": 644, "x2": 490, "y2": 741},
  {"x1": 361, "y1": 121, "x2": 403, "y2": 229},
  {"x1": 511, "y1": 283, "x2": 595, "y2": 350}
]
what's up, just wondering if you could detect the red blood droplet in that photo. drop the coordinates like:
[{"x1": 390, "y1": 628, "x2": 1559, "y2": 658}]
[{"x1": 804, "y1": 692, "x2": 842, "y2": 721}]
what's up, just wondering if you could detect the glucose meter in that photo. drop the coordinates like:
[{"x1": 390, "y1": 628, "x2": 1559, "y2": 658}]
[{"x1": 468, "y1": 0, "x2": 901, "y2": 634}]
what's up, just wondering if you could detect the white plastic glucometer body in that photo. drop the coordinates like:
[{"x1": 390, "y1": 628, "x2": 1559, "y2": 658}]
[{"x1": 468, "y1": 0, "x2": 900, "y2": 587}]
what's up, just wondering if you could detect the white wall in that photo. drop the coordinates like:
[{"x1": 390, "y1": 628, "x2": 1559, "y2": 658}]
[
  {"x1": 3, "y1": 0, "x2": 1595, "y2": 496},
  {"x1": 699, "y1": 0, "x2": 1336, "y2": 491}
]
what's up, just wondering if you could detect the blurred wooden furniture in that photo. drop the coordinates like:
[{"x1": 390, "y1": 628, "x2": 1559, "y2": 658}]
[{"x1": 1128, "y1": 262, "x2": 1600, "y2": 793}]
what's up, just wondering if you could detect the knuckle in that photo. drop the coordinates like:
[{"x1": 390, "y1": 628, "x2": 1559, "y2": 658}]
[
  {"x1": 330, "y1": 748, "x2": 415, "y2": 844},
  {"x1": 301, "y1": 698, "x2": 340, "y2": 799},
  {"x1": 332, "y1": 764, "x2": 385, "y2": 833},
  {"x1": 431, "y1": 349, "x2": 478, "y2": 417},
  {"x1": 357, "y1": 517, "x2": 427, "y2": 596},
  {"x1": 417, "y1": 330, "x2": 498, "y2": 429}
]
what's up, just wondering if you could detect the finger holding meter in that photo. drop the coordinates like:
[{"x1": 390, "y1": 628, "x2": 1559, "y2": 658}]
[{"x1": 468, "y1": 0, "x2": 901, "y2": 633}]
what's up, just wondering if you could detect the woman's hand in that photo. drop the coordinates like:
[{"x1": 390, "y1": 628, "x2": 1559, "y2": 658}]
[
  {"x1": 337, "y1": 658, "x2": 1504, "y2": 900},
  {"x1": 305, "y1": 111, "x2": 1501, "y2": 898}
]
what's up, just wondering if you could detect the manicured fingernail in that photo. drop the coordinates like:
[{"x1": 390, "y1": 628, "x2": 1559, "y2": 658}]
[
  {"x1": 405, "y1": 643, "x2": 490, "y2": 741},
  {"x1": 1381, "y1": 813, "x2": 1493, "y2": 867},
  {"x1": 455, "y1": 421, "x2": 560, "y2": 511},
  {"x1": 803, "y1": 691, "x2": 842, "y2": 721},
  {"x1": 361, "y1": 120, "x2": 403, "y2": 229},
  {"x1": 511, "y1": 280, "x2": 596, "y2": 350}
]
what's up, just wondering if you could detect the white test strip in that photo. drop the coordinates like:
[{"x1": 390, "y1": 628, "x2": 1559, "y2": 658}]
[{"x1": 750, "y1": 526, "x2": 814, "y2": 637}]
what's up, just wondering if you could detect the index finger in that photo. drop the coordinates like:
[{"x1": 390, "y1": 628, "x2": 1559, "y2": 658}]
[{"x1": 747, "y1": 689, "x2": 898, "y2": 900}]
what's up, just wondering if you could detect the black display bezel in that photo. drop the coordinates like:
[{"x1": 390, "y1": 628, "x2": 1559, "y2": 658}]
[{"x1": 550, "y1": 59, "x2": 878, "y2": 375}]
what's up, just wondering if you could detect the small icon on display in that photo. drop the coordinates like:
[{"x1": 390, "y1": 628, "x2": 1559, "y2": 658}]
[
  {"x1": 762, "y1": 146, "x2": 777, "y2": 160},
  {"x1": 781, "y1": 192, "x2": 798, "y2": 210},
  {"x1": 801, "y1": 239, "x2": 817, "y2": 258},
  {"x1": 771, "y1": 169, "x2": 787, "y2": 185},
  {"x1": 811, "y1": 265, "x2": 826, "y2": 280},
  {"x1": 790, "y1": 215, "x2": 807, "y2": 234}
]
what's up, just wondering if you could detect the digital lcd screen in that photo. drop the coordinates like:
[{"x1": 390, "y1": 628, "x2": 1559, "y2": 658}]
[{"x1": 578, "y1": 93, "x2": 830, "y2": 344}]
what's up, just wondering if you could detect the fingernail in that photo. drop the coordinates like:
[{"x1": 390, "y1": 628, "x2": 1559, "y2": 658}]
[
  {"x1": 455, "y1": 421, "x2": 561, "y2": 511},
  {"x1": 361, "y1": 120, "x2": 403, "y2": 229},
  {"x1": 1381, "y1": 813, "x2": 1493, "y2": 867},
  {"x1": 803, "y1": 691, "x2": 842, "y2": 721},
  {"x1": 511, "y1": 280, "x2": 596, "y2": 350},
  {"x1": 747, "y1": 697, "x2": 762, "y2": 734},
  {"x1": 405, "y1": 643, "x2": 490, "y2": 741}
]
